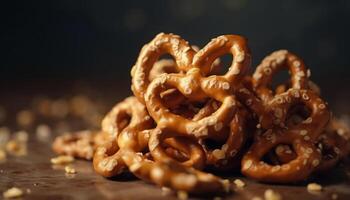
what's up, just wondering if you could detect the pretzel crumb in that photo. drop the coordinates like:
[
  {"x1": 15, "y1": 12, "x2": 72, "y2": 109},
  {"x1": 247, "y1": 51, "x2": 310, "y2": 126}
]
[
  {"x1": 251, "y1": 196, "x2": 263, "y2": 200},
  {"x1": 256, "y1": 123, "x2": 261, "y2": 129},
  {"x1": 222, "y1": 179, "x2": 231, "y2": 193},
  {"x1": 65, "y1": 166, "x2": 77, "y2": 174},
  {"x1": 6, "y1": 140, "x2": 27, "y2": 156},
  {"x1": 213, "y1": 197, "x2": 222, "y2": 200},
  {"x1": 3, "y1": 187, "x2": 23, "y2": 199},
  {"x1": 264, "y1": 189, "x2": 282, "y2": 200},
  {"x1": 233, "y1": 179, "x2": 245, "y2": 188},
  {"x1": 36, "y1": 124, "x2": 51, "y2": 142},
  {"x1": 50, "y1": 155, "x2": 74, "y2": 165},
  {"x1": 331, "y1": 193, "x2": 338, "y2": 200},
  {"x1": 177, "y1": 190, "x2": 188, "y2": 200},
  {"x1": 307, "y1": 183, "x2": 322, "y2": 192}
]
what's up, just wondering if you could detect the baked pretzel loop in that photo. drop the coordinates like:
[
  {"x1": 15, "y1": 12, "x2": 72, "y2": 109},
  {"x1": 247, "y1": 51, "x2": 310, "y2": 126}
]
[
  {"x1": 131, "y1": 33, "x2": 196, "y2": 103},
  {"x1": 190, "y1": 100, "x2": 249, "y2": 170},
  {"x1": 149, "y1": 131, "x2": 206, "y2": 169},
  {"x1": 268, "y1": 117, "x2": 350, "y2": 172},
  {"x1": 132, "y1": 33, "x2": 251, "y2": 103},
  {"x1": 252, "y1": 50, "x2": 309, "y2": 102},
  {"x1": 93, "y1": 97, "x2": 153, "y2": 177},
  {"x1": 121, "y1": 149, "x2": 229, "y2": 194},
  {"x1": 241, "y1": 89, "x2": 330, "y2": 182},
  {"x1": 52, "y1": 130, "x2": 109, "y2": 160},
  {"x1": 144, "y1": 35, "x2": 251, "y2": 136}
]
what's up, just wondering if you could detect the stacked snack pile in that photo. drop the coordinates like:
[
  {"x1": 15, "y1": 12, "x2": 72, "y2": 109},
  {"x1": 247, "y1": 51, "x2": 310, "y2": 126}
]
[{"x1": 53, "y1": 33, "x2": 350, "y2": 195}]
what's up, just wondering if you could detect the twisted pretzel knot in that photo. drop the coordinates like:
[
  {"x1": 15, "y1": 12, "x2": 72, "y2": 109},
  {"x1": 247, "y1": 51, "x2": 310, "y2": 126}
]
[
  {"x1": 136, "y1": 34, "x2": 251, "y2": 171},
  {"x1": 241, "y1": 50, "x2": 331, "y2": 183},
  {"x1": 93, "y1": 97, "x2": 153, "y2": 177},
  {"x1": 95, "y1": 96, "x2": 229, "y2": 193},
  {"x1": 132, "y1": 33, "x2": 250, "y2": 104},
  {"x1": 270, "y1": 117, "x2": 350, "y2": 172},
  {"x1": 51, "y1": 34, "x2": 349, "y2": 194}
]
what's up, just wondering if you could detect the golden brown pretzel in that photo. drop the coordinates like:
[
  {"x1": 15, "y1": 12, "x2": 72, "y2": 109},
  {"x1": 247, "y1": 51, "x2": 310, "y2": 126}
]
[
  {"x1": 132, "y1": 33, "x2": 250, "y2": 104},
  {"x1": 144, "y1": 36, "x2": 250, "y2": 137},
  {"x1": 98, "y1": 97, "x2": 231, "y2": 194},
  {"x1": 267, "y1": 117, "x2": 350, "y2": 173},
  {"x1": 149, "y1": 133, "x2": 206, "y2": 170},
  {"x1": 93, "y1": 97, "x2": 153, "y2": 177},
  {"x1": 101, "y1": 96, "x2": 152, "y2": 138},
  {"x1": 121, "y1": 149, "x2": 229, "y2": 194},
  {"x1": 52, "y1": 130, "x2": 109, "y2": 160},
  {"x1": 241, "y1": 89, "x2": 330, "y2": 183},
  {"x1": 252, "y1": 50, "x2": 309, "y2": 102},
  {"x1": 188, "y1": 99, "x2": 249, "y2": 170}
]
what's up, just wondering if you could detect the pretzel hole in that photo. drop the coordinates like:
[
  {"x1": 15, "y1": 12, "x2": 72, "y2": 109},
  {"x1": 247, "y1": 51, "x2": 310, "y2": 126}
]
[
  {"x1": 271, "y1": 70, "x2": 291, "y2": 95},
  {"x1": 286, "y1": 103, "x2": 311, "y2": 127},
  {"x1": 318, "y1": 138, "x2": 338, "y2": 161},
  {"x1": 159, "y1": 86, "x2": 210, "y2": 119},
  {"x1": 201, "y1": 128, "x2": 230, "y2": 151},
  {"x1": 116, "y1": 112, "x2": 132, "y2": 132},
  {"x1": 148, "y1": 56, "x2": 179, "y2": 81},
  {"x1": 163, "y1": 137, "x2": 193, "y2": 162},
  {"x1": 207, "y1": 54, "x2": 232, "y2": 76},
  {"x1": 265, "y1": 144, "x2": 296, "y2": 165}
]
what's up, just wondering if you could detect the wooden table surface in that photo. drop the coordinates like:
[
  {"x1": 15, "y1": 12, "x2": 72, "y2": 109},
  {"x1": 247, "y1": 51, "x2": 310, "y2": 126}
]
[{"x1": 0, "y1": 80, "x2": 349, "y2": 200}]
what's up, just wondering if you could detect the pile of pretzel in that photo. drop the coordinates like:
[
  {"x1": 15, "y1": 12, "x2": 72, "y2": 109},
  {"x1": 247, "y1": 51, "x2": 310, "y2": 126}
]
[{"x1": 53, "y1": 33, "x2": 350, "y2": 194}]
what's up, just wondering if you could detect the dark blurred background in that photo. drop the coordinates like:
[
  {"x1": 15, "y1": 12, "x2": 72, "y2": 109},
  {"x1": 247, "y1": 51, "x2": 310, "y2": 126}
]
[{"x1": 1, "y1": 0, "x2": 349, "y2": 104}]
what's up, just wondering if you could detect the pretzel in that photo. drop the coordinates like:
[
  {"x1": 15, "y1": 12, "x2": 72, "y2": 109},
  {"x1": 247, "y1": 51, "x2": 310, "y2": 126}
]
[
  {"x1": 52, "y1": 130, "x2": 109, "y2": 160},
  {"x1": 144, "y1": 34, "x2": 250, "y2": 138},
  {"x1": 93, "y1": 96, "x2": 154, "y2": 177},
  {"x1": 121, "y1": 148, "x2": 229, "y2": 194},
  {"x1": 149, "y1": 133, "x2": 206, "y2": 169},
  {"x1": 98, "y1": 97, "x2": 230, "y2": 193},
  {"x1": 267, "y1": 117, "x2": 350, "y2": 173},
  {"x1": 132, "y1": 33, "x2": 250, "y2": 104},
  {"x1": 241, "y1": 88, "x2": 330, "y2": 183},
  {"x1": 252, "y1": 50, "x2": 309, "y2": 102},
  {"x1": 188, "y1": 100, "x2": 249, "y2": 170}
]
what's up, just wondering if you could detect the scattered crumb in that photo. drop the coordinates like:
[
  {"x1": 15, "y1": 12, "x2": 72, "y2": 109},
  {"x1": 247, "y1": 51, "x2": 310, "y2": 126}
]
[
  {"x1": 65, "y1": 165, "x2": 77, "y2": 174},
  {"x1": 51, "y1": 155, "x2": 74, "y2": 165},
  {"x1": 6, "y1": 140, "x2": 27, "y2": 156},
  {"x1": 65, "y1": 173, "x2": 76, "y2": 179},
  {"x1": 331, "y1": 193, "x2": 338, "y2": 200},
  {"x1": 213, "y1": 196, "x2": 222, "y2": 200},
  {"x1": 51, "y1": 99, "x2": 69, "y2": 118},
  {"x1": 222, "y1": 179, "x2": 231, "y2": 193},
  {"x1": 3, "y1": 187, "x2": 23, "y2": 199},
  {"x1": 307, "y1": 183, "x2": 322, "y2": 192},
  {"x1": 16, "y1": 110, "x2": 35, "y2": 127},
  {"x1": 251, "y1": 196, "x2": 263, "y2": 200},
  {"x1": 177, "y1": 190, "x2": 188, "y2": 200},
  {"x1": 233, "y1": 179, "x2": 246, "y2": 188},
  {"x1": 264, "y1": 189, "x2": 282, "y2": 200},
  {"x1": 14, "y1": 131, "x2": 29, "y2": 143},
  {"x1": 36, "y1": 124, "x2": 51, "y2": 142}
]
